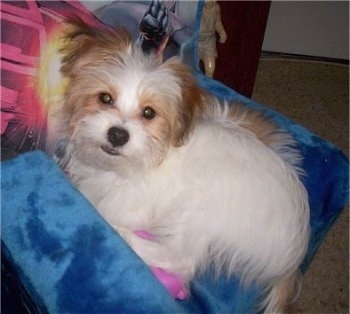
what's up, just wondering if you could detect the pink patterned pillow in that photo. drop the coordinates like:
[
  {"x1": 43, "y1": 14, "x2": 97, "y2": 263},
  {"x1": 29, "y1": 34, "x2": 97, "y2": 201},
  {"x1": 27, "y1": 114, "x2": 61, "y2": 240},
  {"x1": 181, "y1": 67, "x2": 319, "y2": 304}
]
[{"x1": 1, "y1": 0, "x2": 96, "y2": 160}]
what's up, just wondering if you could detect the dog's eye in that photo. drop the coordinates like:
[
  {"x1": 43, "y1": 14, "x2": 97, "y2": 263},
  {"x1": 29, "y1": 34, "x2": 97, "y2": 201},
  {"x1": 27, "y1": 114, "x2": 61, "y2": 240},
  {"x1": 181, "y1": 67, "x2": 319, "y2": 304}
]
[
  {"x1": 142, "y1": 107, "x2": 156, "y2": 120},
  {"x1": 99, "y1": 93, "x2": 114, "y2": 105}
]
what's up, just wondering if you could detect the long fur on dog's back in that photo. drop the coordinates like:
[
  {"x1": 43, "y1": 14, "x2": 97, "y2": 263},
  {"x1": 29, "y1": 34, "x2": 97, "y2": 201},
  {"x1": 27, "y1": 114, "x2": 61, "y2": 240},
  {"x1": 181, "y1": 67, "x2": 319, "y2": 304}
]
[
  {"x1": 205, "y1": 99, "x2": 303, "y2": 170},
  {"x1": 199, "y1": 100, "x2": 309, "y2": 313}
]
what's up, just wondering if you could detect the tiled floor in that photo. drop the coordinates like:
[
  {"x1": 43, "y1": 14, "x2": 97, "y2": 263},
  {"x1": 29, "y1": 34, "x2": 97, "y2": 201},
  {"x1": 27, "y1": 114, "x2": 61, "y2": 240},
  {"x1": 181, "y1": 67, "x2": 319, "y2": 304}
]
[{"x1": 252, "y1": 58, "x2": 349, "y2": 313}]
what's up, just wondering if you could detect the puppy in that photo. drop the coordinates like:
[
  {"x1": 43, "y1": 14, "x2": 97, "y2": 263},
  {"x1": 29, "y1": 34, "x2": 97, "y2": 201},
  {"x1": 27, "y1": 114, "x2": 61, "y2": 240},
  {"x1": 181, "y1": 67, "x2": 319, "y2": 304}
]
[{"x1": 49, "y1": 20, "x2": 310, "y2": 313}]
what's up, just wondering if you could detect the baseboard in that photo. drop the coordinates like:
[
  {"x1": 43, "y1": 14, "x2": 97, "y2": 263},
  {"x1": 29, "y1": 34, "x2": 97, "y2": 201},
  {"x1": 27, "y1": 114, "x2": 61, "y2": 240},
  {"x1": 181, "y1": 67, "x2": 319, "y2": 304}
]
[{"x1": 261, "y1": 51, "x2": 349, "y2": 65}]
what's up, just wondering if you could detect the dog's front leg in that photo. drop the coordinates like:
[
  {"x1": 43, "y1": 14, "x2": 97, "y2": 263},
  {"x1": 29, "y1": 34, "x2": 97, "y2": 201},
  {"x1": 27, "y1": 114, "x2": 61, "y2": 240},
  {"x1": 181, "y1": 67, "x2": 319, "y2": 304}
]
[
  {"x1": 116, "y1": 227, "x2": 189, "y2": 299},
  {"x1": 116, "y1": 227, "x2": 173, "y2": 270}
]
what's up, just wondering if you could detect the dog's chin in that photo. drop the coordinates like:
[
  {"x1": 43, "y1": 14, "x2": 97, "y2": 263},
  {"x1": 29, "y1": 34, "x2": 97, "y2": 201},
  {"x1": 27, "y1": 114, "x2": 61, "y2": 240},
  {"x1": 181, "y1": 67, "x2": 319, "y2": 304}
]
[
  {"x1": 100, "y1": 145, "x2": 120, "y2": 156},
  {"x1": 77, "y1": 142, "x2": 148, "y2": 174}
]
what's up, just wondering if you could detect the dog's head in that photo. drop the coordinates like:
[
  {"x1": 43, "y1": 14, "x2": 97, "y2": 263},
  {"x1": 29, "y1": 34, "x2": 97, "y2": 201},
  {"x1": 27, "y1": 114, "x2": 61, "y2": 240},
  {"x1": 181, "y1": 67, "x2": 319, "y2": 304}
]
[{"x1": 58, "y1": 20, "x2": 204, "y2": 170}]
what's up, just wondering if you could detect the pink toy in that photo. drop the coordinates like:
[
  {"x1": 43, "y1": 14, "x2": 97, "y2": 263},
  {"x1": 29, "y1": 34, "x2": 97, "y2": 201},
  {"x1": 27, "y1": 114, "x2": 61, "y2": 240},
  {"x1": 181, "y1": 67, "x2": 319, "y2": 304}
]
[{"x1": 134, "y1": 230, "x2": 187, "y2": 300}]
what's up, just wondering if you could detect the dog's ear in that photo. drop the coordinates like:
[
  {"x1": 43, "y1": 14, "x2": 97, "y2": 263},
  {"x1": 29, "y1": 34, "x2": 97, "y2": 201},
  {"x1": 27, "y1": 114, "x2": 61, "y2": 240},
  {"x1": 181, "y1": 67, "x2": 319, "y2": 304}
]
[
  {"x1": 60, "y1": 18, "x2": 131, "y2": 76},
  {"x1": 165, "y1": 58, "x2": 205, "y2": 146},
  {"x1": 60, "y1": 19, "x2": 98, "y2": 76}
]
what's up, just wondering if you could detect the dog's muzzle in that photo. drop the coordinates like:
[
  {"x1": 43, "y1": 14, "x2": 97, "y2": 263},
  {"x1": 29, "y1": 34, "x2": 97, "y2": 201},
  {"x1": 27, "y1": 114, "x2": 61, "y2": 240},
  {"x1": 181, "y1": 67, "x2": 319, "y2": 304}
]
[
  {"x1": 101, "y1": 127, "x2": 129, "y2": 156},
  {"x1": 107, "y1": 127, "x2": 130, "y2": 147}
]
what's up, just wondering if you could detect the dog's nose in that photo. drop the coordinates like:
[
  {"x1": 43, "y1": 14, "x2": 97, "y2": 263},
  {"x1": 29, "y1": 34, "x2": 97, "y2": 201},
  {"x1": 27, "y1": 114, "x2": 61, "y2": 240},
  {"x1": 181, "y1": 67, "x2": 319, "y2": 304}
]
[{"x1": 107, "y1": 127, "x2": 130, "y2": 147}]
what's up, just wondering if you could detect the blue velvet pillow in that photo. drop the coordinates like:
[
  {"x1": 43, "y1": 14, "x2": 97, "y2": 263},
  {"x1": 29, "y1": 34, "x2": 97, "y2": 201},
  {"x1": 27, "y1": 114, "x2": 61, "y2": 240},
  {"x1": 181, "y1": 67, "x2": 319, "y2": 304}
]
[{"x1": 2, "y1": 151, "x2": 264, "y2": 313}]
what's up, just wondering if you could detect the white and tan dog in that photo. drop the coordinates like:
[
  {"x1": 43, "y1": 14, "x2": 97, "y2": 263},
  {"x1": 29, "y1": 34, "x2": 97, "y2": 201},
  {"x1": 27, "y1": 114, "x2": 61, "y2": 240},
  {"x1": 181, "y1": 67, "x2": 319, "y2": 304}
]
[{"x1": 47, "y1": 20, "x2": 310, "y2": 313}]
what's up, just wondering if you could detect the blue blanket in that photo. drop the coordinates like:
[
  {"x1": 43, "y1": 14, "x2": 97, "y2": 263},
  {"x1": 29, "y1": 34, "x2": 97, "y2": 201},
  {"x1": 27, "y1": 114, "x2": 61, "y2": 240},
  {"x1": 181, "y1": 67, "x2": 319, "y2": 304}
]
[
  {"x1": 2, "y1": 150, "x2": 264, "y2": 313},
  {"x1": 1, "y1": 1, "x2": 349, "y2": 313}
]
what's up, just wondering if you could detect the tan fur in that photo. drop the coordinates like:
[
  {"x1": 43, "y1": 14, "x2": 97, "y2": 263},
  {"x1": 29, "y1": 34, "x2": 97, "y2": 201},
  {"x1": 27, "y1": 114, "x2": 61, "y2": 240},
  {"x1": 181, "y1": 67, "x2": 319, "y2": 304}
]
[
  {"x1": 60, "y1": 19, "x2": 132, "y2": 77},
  {"x1": 164, "y1": 59, "x2": 205, "y2": 146},
  {"x1": 57, "y1": 19, "x2": 132, "y2": 137},
  {"x1": 265, "y1": 271, "x2": 301, "y2": 313},
  {"x1": 228, "y1": 103, "x2": 283, "y2": 147}
]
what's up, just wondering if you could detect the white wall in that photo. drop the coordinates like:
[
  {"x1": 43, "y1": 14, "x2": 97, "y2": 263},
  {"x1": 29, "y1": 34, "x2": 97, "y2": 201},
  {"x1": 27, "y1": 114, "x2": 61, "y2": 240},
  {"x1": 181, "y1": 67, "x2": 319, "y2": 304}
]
[{"x1": 262, "y1": 1, "x2": 349, "y2": 60}]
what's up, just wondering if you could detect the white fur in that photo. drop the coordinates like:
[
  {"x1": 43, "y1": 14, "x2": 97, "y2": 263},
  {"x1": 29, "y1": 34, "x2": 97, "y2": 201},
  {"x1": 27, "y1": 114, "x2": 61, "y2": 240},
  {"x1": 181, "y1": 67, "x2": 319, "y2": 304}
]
[{"x1": 56, "y1": 47, "x2": 310, "y2": 313}]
